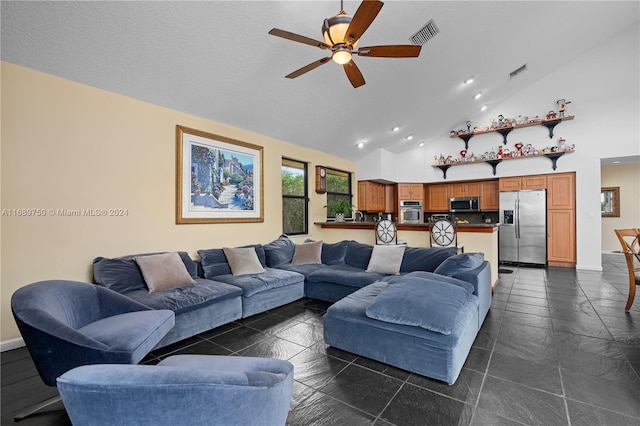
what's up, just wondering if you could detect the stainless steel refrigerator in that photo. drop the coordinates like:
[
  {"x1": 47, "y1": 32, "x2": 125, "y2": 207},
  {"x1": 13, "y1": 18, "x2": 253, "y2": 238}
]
[{"x1": 499, "y1": 190, "x2": 547, "y2": 265}]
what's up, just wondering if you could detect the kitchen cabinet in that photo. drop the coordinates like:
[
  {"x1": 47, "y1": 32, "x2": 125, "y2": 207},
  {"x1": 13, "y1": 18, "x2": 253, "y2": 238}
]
[
  {"x1": 480, "y1": 180, "x2": 499, "y2": 211},
  {"x1": 499, "y1": 175, "x2": 546, "y2": 191},
  {"x1": 385, "y1": 184, "x2": 397, "y2": 214},
  {"x1": 546, "y1": 173, "x2": 576, "y2": 267},
  {"x1": 449, "y1": 182, "x2": 479, "y2": 198},
  {"x1": 425, "y1": 184, "x2": 449, "y2": 212},
  {"x1": 547, "y1": 209, "x2": 576, "y2": 267},
  {"x1": 397, "y1": 183, "x2": 424, "y2": 201},
  {"x1": 358, "y1": 181, "x2": 391, "y2": 212},
  {"x1": 547, "y1": 173, "x2": 575, "y2": 209},
  {"x1": 499, "y1": 177, "x2": 522, "y2": 191}
]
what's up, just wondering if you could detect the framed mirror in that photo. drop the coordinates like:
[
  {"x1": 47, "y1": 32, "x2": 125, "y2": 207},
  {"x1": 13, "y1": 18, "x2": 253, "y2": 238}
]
[{"x1": 601, "y1": 187, "x2": 620, "y2": 217}]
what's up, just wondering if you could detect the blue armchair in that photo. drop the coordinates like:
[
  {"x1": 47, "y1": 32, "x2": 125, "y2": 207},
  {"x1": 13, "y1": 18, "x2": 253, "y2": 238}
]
[
  {"x1": 57, "y1": 354, "x2": 294, "y2": 426},
  {"x1": 11, "y1": 280, "x2": 175, "y2": 420}
]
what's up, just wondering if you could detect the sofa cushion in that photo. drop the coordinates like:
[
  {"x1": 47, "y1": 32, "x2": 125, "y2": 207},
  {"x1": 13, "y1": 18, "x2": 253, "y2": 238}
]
[
  {"x1": 306, "y1": 264, "x2": 384, "y2": 289},
  {"x1": 365, "y1": 276, "x2": 472, "y2": 335},
  {"x1": 135, "y1": 252, "x2": 196, "y2": 293},
  {"x1": 387, "y1": 271, "x2": 475, "y2": 294},
  {"x1": 275, "y1": 263, "x2": 327, "y2": 276},
  {"x1": 399, "y1": 247, "x2": 457, "y2": 273},
  {"x1": 212, "y1": 268, "x2": 304, "y2": 298},
  {"x1": 198, "y1": 245, "x2": 267, "y2": 279},
  {"x1": 93, "y1": 252, "x2": 198, "y2": 294},
  {"x1": 434, "y1": 253, "x2": 484, "y2": 277},
  {"x1": 263, "y1": 235, "x2": 295, "y2": 267},
  {"x1": 291, "y1": 241, "x2": 322, "y2": 265},
  {"x1": 366, "y1": 245, "x2": 405, "y2": 275},
  {"x1": 223, "y1": 247, "x2": 265, "y2": 275},
  {"x1": 124, "y1": 278, "x2": 242, "y2": 315},
  {"x1": 345, "y1": 241, "x2": 374, "y2": 270},
  {"x1": 321, "y1": 241, "x2": 348, "y2": 265}
]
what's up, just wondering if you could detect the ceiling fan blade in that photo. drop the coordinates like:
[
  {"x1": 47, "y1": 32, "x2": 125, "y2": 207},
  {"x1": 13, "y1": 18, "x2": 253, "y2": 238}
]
[
  {"x1": 343, "y1": 60, "x2": 366, "y2": 88},
  {"x1": 344, "y1": 0, "x2": 384, "y2": 46},
  {"x1": 269, "y1": 28, "x2": 331, "y2": 50},
  {"x1": 285, "y1": 57, "x2": 332, "y2": 79},
  {"x1": 357, "y1": 45, "x2": 422, "y2": 58}
]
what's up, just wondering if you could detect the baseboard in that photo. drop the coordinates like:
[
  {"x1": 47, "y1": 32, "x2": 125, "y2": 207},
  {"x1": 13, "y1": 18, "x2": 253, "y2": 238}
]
[
  {"x1": 576, "y1": 264, "x2": 603, "y2": 272},
  {"x1": 1, "y1": 337, "x2": 25, "y2": 352}
]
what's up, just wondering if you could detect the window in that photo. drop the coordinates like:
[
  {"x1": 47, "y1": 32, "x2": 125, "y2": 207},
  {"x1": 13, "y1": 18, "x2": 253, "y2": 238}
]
[
  {"x1": 282, "y1": 159, "x2": 308, "y2": 235},
  {"x1": 601, "y1": 187, "x2": 620, "y2": 217},
  {"x1": 326, "y1": 168, "x2": 353, "y2": 219}
]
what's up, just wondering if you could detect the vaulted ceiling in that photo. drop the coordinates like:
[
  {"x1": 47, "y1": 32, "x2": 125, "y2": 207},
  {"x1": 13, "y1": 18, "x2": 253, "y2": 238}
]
[{"x1": 2, "y1": 1, "x2": 638, "y2": 162}]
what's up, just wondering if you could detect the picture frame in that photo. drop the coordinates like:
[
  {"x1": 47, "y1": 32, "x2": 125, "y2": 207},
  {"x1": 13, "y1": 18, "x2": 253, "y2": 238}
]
[{"x1": 176, "y1": 125, "x2": 264, "y2": 224}]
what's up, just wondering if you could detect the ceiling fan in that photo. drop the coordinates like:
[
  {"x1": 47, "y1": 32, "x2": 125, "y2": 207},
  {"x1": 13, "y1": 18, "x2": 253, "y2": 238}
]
[{"x1": 268, "y1": 0, "x2": 422, "y2": 88}]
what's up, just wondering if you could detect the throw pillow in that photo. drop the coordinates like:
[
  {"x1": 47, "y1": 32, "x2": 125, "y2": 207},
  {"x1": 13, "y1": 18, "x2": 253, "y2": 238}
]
[
  {"x1": 291, "y1": 241, "x2": 323, "y2": 265},
  {"x1": 433, "y1": 252, "x2": 484, "y2": 277},
  {"x1": 134, "y1": 252, "x2": 196, "y2": 293},
  {"x1": 223, "y1": 247, "x2": 265, "y2": 275},
  {"x1": 263, "y1": 234, "x2": 295, "y2": 267},
  {"x1": 366, "y1": 245, "x2": 406, "y2": 275}
]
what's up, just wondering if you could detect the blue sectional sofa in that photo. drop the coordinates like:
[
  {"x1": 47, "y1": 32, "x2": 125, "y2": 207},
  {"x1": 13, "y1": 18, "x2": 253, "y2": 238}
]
[{"x1": 92, "y1": 235, "x2": 491, "y2": 384}]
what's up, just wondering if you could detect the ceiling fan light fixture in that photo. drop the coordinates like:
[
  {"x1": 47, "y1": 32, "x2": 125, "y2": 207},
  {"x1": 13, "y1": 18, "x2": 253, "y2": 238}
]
[
  {"x1": 322, "y1": 12, "x2": 354, "y2": 46},
  {"x1": 332, "y1": 49, "x2": 352, "y2": 64}
]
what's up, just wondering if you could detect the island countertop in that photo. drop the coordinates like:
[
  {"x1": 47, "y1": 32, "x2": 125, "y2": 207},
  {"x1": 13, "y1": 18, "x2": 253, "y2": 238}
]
[{"x1": 315, "y1": 221, "x2": 498, "y2": 233}]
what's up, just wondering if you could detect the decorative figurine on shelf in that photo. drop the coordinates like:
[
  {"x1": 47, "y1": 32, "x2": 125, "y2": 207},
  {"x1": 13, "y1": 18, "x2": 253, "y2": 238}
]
[
  {"x1": 465, "y1": 120, "x2": 472, "y2": 133},
  {"x1": 460, "y1": 149, "x2": 467, "y2": 163},
  {"x1": 546, "y1": 110, "x2": 557, "y2": 120},
  {"x1": 556, "y1": 99, "x2": 571, "y2": 117},
  {"x1": 529, "y1": 116, "x2": 542, "y2": 124},
  {"x1": 450, "y1": 130, "x2": 457, "y2": 136},
  {"x1": 438, "y1": 154, "x2": 445, "y2": 165},
  {"x1": 497, "y1": 146, "x2": 503, "y2": 159},
  {"x1": 490, "y1": 119, "x2": 498, "y2": 129},
  {"x1": 568, "y1": 143, "x2": 575, "y2": 151},
  {"x1": 557, "y1": 137, "x2": 567, "y2": 151},
  {"x1": 504, "y1": 118, "x2": 512, "y2": 127},
  {"x1": 514, "y1": 142, "x2": 524, "y2": 156},
  {"x1": 497, "y1": 115, "x2": 505, "y2": 127},
  {"x1": 503, "y1": 148, "x2": 511, "y2": 158}
]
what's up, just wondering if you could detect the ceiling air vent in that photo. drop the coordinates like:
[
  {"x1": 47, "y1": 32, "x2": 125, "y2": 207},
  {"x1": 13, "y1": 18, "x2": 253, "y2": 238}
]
[
  {"x1": 509, "y1": 63, "x2": 528, "y2": 80},
  {"x1": 409, "y1": 19, "x2": 439, "y2": 46}
]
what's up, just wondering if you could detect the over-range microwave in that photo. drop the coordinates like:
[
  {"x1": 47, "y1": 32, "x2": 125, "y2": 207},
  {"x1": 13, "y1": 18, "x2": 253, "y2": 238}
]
[{"x1": 450, "y1": 197, "x2": 480, "y2": 212}]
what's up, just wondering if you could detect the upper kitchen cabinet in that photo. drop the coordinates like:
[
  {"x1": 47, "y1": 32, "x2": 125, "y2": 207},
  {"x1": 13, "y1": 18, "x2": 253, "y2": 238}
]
[
  {"x1": 547, "y1": 173, "x2": 575, "y2": 210},
  {"x1": 499, "y1": 175, "x2": 547, "y2": 191},
  {"x1": 358, "y1": 181, "x2": 396, "y2": 213},
  {"x1": 449, "y1": 182, "x2": 480, "y2": 198},
  {"x1": 425, "y1": 184, "x2": 449, "y2": 212},
  {"x1": 397, "y1": 183, "x2": 424, "y2": 201},
  {"x1": 480, "y1": 180, "x2": 499, "y2": 211}
]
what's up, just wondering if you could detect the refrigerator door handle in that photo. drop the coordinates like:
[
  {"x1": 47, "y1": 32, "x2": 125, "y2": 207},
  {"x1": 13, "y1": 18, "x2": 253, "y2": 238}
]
[{"x1": 515, "y1": 198, "x2": 520, "y2": 239}]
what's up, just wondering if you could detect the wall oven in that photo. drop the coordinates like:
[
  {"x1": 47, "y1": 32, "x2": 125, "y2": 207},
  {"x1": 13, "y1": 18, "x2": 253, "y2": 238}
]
[{"x1": 399, "y1": 200, "x2": 423, "y2": 224}]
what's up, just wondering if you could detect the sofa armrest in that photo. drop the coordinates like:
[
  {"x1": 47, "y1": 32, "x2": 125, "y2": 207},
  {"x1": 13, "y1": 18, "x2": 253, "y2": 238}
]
[{"x1": 449, "y1": 261, "x2": 492, "y2": 326}]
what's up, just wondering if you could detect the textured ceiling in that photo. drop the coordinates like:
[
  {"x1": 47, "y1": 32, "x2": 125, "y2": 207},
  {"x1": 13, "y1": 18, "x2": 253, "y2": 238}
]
[{"x1": 2, "y1": 1, "x2": 638, "y2": 162}]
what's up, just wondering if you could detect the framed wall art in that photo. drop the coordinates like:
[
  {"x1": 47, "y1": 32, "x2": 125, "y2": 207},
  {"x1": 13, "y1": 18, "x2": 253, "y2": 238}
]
[{"x1": 176, "y1": 125, "x2": 264, "y2": 224}]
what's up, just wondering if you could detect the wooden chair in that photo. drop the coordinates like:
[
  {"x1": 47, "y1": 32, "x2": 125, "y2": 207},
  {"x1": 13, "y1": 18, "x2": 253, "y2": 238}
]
[
  {"x1": 614, "y1": 228, "x2": 640, "y2": 311},
  {"x1": 375, "y1": 220, "x2": 398, "y2": 244}
]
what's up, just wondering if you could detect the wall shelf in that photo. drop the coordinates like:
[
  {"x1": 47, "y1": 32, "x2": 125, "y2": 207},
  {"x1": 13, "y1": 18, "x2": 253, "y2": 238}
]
[
  {"x1": 432, "y1": 150, "x2": 574, "y2": 179},
  {"x1": 450, "y1": 115, "x2": 574, "y2": 149}
]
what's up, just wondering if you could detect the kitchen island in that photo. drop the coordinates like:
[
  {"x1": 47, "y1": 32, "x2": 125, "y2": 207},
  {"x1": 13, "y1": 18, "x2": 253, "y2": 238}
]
[{"x1": 314, "y1": 221, "x2": 499, "y2": 289}]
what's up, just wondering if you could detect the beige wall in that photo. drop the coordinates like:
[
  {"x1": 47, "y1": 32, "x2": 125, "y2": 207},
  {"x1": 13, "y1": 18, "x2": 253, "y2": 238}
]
[
  {"x1": 0, "y1": 62, "x2": 355, "y2": 344},
  {"x1": 601, "y1": 163, "x2": 640, "y2": 252}
]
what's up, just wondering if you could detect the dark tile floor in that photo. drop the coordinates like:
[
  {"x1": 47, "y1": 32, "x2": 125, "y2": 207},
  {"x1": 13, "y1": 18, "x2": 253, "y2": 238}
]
[{"x1": 2, "y1": 253, "x2": 639, "y2": 425}]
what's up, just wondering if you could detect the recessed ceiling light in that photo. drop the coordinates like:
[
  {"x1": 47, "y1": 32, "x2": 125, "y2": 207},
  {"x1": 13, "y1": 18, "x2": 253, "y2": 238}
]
[
  {"x1": 406, "y1": 135, "x2": 414, "y2": 140},
  {"x1": 464, "y1": 77, "x2": 474, "y2": 84},
  {"x1": 357, "y1": 141, "x2": 365, "y2": 148},
  {"x1": 391, "y1": 126, "x2": 400, "y2": 132},
  {"x1": 418, "y1": 141, "x2": 425, "y2": 147},
  {"x1": 473, "y1": 92, "x2": 482, "y2": 100},
  {"x1": 612, "y1": 160, "x2": 621, "y2": 164},
  {"x1": 480, "y1": 105, "x2": 488, "y2": 111}
]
